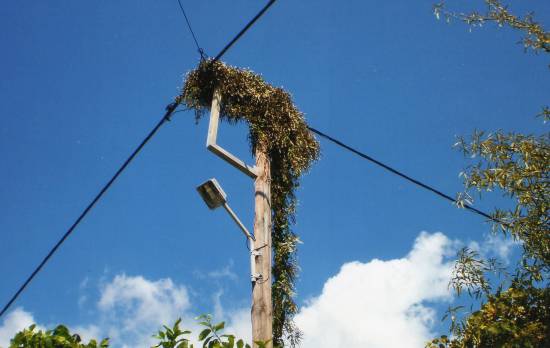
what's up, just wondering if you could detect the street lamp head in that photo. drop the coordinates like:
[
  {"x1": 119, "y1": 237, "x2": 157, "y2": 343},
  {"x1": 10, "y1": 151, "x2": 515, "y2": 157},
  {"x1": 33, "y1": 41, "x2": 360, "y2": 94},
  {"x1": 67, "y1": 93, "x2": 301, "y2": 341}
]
[
  {"x1": 196, "y1": 178, "x2": 227, "y2": 210},
  {"x1": 196, "y1": 178, "x2": 255, "y2": 241}
]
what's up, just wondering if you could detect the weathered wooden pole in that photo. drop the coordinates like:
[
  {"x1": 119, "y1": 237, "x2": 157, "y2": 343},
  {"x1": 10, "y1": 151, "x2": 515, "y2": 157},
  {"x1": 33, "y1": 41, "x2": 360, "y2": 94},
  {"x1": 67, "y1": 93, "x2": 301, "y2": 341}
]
[
  {"x1": 206, "y1": 89, "x2": 273, "y2": 346},
  {"x1": 251, "y1": 147, "x2": 273, "y2": 347}
]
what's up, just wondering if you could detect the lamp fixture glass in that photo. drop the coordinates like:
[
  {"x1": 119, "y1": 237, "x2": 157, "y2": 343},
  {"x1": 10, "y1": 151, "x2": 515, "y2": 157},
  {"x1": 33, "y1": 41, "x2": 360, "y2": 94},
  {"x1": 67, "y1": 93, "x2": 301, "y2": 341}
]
[{"x1": 196, "y1": 178, "x2": 227, "y2": 210}]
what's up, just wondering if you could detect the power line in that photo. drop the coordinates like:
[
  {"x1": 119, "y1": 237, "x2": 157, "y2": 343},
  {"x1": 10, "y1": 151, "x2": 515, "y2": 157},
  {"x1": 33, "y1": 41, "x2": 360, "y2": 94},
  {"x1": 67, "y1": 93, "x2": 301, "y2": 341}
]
[
  {"x1": 0, "y1": 104, "x2": 177, "y2": 319},
  {"x1": 308, "y1": 126, "x2": 497, "y2": 222},
  {"x1": 214, "y1": 0, "x2": 277, "y2": 62},
  {"x1": 176, "y1": 0, "x2": 206, "y2": 59},
  {"x1": 0, "y1": 1, "x2": 279, "y2": 319}
]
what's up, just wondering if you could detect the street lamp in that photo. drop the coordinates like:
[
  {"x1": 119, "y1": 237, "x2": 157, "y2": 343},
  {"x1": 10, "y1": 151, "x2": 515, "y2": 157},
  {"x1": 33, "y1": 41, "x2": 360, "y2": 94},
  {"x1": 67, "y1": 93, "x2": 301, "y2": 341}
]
[
  {"x1": 198, "y1": 89, "x2": 272, "y2": 344},
  {"x1": 196, "y1": 178, "x2": 255, "y2": 241},
  {"x1": 196, "y1": 178, "x2": 260, "y2": 283}
]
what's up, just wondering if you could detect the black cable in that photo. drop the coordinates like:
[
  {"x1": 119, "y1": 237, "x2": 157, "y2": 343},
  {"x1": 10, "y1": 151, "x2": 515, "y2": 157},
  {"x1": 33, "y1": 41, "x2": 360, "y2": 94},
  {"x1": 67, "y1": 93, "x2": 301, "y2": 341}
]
[
  {"x1": 0, "y1": 103, "x2": 178, "y2": 319},
  {"x1": 214, "y1": 0, "x2": 277, "y2": 62},
  {"x1": 308, "y1": 126, "x2": 497, "y2": 222},
  {"x1": 176, "y1": 0, "x2": 206, "y2": 59},
  {"x1": 0, "y1": 0, "x2": 278, "y2": 319}
]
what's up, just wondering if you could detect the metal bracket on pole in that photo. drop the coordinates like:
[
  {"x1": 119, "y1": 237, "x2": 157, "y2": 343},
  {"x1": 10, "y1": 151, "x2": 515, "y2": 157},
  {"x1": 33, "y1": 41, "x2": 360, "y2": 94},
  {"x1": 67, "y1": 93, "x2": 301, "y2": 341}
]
[
  {"x1": 250, "y1": 244, "x2": 268, "y2": 283},
  {"x1": 251, "y1": 273, "x2": 263, "y2": 282},
  {"x1": 250, "y1": 247, "x2": 262, "y2": 283},
  {"x1": 207, "y1": 89, "x2": 258, "y2": 179}
]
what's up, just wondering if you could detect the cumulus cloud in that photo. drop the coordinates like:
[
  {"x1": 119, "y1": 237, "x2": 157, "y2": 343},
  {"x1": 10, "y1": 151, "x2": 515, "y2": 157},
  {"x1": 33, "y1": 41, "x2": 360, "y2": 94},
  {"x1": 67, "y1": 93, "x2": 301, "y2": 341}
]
[
  {"x1": 194, "y1": 259, "x2": 239, "y2": 282},
  {"x1": 1, "y1": 232, "x2": 463, "y2": 348},
  {"x1": 0, "y1": 274, "x2": 249, "y2": 348},
  {"x1": 0, "y1": 308, "x2": 44, "y2": 347},
  {"x1": 95, "y1": 274, "x2": 193, "y2": 347},
  {"x1": 94, "y1": 275, "x2": 251, "y2": 347},
  {"x1": 295, "y1": 232, "x2": 455, "y2": 348},
  {"x1": 71, "y1": 324, "x2": 102, "y2": 345},
  {"x1": 468, "y1": 233, "x2": 519, "y2": 264},
  {"x1": 224, "y1": 307, "x2": 252, "y2": 344},
  {"x1": 210, "y1": 290, "x2": 252, "y2": 344}
]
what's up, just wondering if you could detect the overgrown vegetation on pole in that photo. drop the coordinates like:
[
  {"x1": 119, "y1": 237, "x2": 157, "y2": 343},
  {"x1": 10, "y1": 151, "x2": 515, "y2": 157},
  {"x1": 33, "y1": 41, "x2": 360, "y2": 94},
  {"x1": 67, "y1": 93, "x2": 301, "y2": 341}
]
[{"x1": 179, "y1": 59, "x2": 320, "y2": 346}]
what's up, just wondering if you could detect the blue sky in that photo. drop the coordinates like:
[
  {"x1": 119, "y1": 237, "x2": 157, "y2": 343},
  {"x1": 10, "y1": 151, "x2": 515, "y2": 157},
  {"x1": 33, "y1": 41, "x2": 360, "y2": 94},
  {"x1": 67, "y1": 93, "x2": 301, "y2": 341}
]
[{"x1": 0, "y1": 1, "x2": 548, "y2": 347}]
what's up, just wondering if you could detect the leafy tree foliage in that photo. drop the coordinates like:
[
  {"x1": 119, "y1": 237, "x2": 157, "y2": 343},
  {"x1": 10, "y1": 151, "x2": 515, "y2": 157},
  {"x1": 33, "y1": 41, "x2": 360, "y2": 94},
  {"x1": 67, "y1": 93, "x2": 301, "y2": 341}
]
[
  {"x1": 429, "y1": 280, "x2": 550, "y2": 348},
  {"x1": 7, "y1": 2, "x2": 549, "y2": 347},
  {"x1": 455, "y1": 131, "x2": 549, "y2": 267},
  {"x1": 428, "y1": 1, "x2": 549, "y2": 347},
  {"x1": 6, "y1": 315, "x2": 267, "y2": 348},
  {"x1": 8, "y1": 324, "x2": 109, "y2": 348},
  {"x1": 429, "y1": 131, "x2": 550, "y2": 348},
  {"x1": 433, "y1": 0, "x2": 549, "y2": 53},
  {"x1": 152, "y1": 315, "x2": 268, "y2": 348}
]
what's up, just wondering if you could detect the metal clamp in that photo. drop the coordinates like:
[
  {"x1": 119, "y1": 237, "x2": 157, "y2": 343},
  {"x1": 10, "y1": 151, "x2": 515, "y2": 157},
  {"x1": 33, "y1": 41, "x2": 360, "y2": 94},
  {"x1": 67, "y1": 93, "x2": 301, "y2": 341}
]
[
  {"x1": 251, "y1": 273, "x2": 263, "y2": 282},
  {"x1": 250, "y1": 247, "x2": 264, "y2": 283}
]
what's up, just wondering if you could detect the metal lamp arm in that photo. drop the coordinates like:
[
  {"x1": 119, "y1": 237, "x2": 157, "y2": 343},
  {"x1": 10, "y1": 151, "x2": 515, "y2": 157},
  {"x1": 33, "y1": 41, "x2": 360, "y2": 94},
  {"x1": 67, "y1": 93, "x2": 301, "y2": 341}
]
[{"x1": 207, "y1": 89, "x2": 258, "y2": 179}]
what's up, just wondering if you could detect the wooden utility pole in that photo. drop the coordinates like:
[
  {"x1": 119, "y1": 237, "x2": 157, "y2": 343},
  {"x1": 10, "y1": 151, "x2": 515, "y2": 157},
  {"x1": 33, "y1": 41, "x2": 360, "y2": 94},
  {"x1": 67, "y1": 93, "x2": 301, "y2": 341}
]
[
  {"x1": 205, "y1": 89, "x2": 273, "y2": 347},
  {"x1": 252, "y1": 148, "x2": 273, "y2": 347}
]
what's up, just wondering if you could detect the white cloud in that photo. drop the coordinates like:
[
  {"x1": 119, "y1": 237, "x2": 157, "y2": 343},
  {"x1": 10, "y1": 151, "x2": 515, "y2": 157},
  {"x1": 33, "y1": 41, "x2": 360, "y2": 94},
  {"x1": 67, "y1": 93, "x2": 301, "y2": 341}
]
[
  {"x1": 1, "y1": 232, "x2": 463, "y2": 348},
  {"x1": 0, "y1": 308, "x2": 44, "y2": 348},
  {"x1": 468, "y1": 233, "x2": 519, "y2": 264},
  {"x1": 71, "y1": 324, "x2": 102, "y2": 345},
  {"x1": 209, "y1": 289, "x2": 251, "y2": 344},
  {"x1": 194, "y1": 259, "x2": 239, "y2": 282},
  {"x1": 0, "y1": 274, "x2": 250, "y2": 348},
  {"x1": 212, "y1": 289, "x2": 225, "y2": 319},
  {"x1": 295, "y1": 232, "x2": 455, "y2": 348},
  {"x1": 93, "y1": 275, "x2": 252, "y2": 347},
  {"x1": 95, "y1": 274, "x2": 193, "y2": 348},
  {"x1": 79, "y1": 277, "x2": 90, "y2": 290},
  {"x1": 224, "y1": 307, "x2": 252, "y2": 344}
]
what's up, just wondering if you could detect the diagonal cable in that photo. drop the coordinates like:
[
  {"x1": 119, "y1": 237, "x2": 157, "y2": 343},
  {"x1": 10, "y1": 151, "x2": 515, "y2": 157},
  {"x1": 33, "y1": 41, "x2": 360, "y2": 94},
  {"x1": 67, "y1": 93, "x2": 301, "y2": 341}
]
[
  {"x1": 0, "y1": 104, "x2": 178, "y2": 319},
  {"x1": 214, "y1": 0, "x2": 277, "y2": 61},
  {"x1": 176, "y1": 0, "x2": 206, "y2": 59},
  {"x1": 0, "y1": 0, "x2": 279, "y2": 319},
  {"x1": 308, "y1": 126, "x2": 497, "y2": 222}
]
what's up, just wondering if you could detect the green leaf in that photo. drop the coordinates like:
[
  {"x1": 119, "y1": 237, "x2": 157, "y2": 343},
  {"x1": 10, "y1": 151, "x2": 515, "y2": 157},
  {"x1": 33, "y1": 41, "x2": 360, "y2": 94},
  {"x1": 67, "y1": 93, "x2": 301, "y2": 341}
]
[
  {"x1": 213, "y1": 322, "x2": 225, "y2": 332},
  {"x1": 226, "y1": 335, "x2": 235, "y2": 348},
  {"x1": 208, "y1": 341, "x2": 220, "y2": 348},
  {"x1": 198, "y1": 329, "x2": 211, "y2": 341},
  {"x1": 203, "y1": 336, "x2": 212, "y2": 348},
  {"x1": 176, "y1": 341, "x2": 189, "y2": 348}
]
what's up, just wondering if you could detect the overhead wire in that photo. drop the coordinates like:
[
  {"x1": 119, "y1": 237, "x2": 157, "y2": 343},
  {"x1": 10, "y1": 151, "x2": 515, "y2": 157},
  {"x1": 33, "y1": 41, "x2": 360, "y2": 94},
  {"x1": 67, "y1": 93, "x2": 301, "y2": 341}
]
[
  {"x1": 214, "y1": 0, "x2": 277, "y2": 62},
  {"x1": 0, "y1": 0, "x2": 279, "y2": 319},
  {"x1": 176, "y1": 0, "x2": 207, "y2": 59},
  {"x1": 308, "y1": 126, "x2": 498, "y2": 223},
  {"x1": 176, "y1": 0, "x2": 494, "y2": 227},
  {"x1": 0, "y1": 104, "x2": 177, "y2": 319}
]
